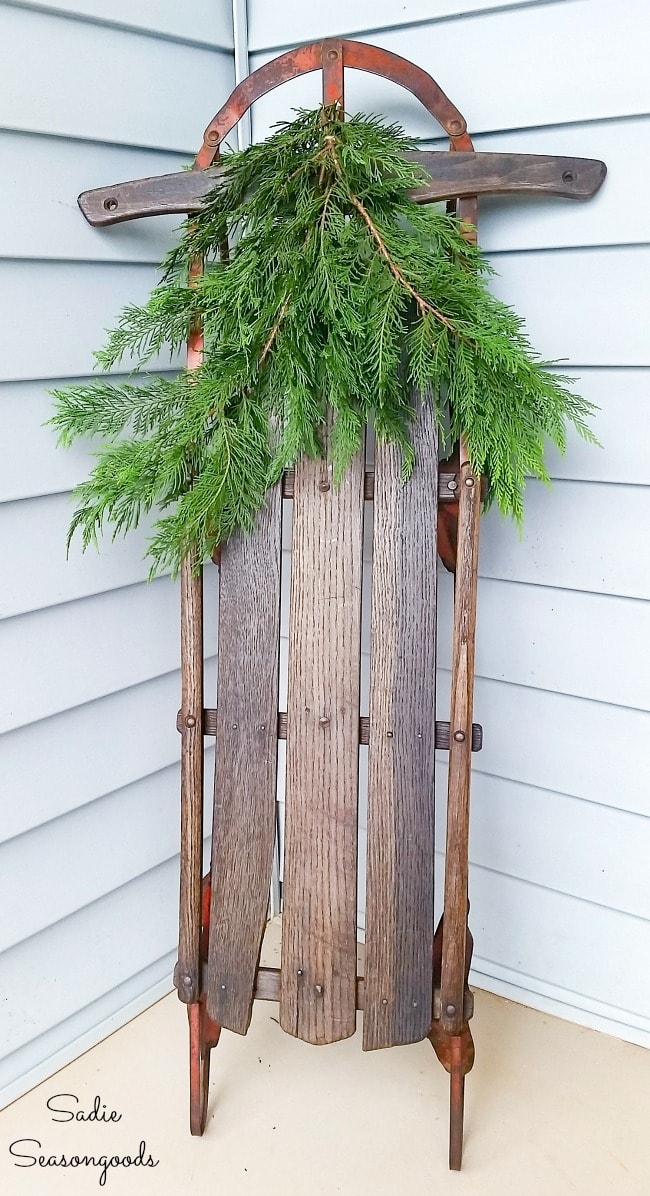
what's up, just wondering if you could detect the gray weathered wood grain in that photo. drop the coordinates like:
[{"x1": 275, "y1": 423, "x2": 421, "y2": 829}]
[
  {"x1": 206, "y1": 485, "x2": 283, "y2": 1033},
  {"x1": 363, "y1": 399, "x2": 439, "y2": 1050}
]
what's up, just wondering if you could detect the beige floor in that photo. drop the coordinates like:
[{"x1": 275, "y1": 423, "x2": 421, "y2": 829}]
[{"x1": 1, "y1": 923, "x2": 649, "y2": 1195}]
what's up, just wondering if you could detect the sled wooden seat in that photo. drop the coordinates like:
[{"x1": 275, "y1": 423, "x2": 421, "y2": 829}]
[{"x1": 206, "y1": 401, "x2": 444, "y2": 1049}]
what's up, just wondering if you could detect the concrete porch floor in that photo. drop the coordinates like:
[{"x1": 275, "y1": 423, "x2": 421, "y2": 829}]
[{"x1": 1, "y1": 922, "x2": 648, "y2": 1195}]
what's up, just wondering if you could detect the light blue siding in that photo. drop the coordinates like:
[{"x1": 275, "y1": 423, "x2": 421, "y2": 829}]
[{"x1": 0, "y1": 1, "x2": 233, "y2": 1107}]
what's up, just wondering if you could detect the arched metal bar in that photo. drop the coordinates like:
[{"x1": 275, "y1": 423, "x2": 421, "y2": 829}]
[{"x1": 194, "y1": 37, "x2": 473, "y2": 169}]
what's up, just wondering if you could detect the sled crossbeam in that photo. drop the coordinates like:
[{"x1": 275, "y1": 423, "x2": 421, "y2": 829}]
[
  {"x1": 282, "y1": 467, "x2": 466, "y2": 503},
  {"x1": 177, "y1": 708, "x2": 483, "y2": 751},
  {"x1": 221, "y1": 965, "x2": 475, "y2": 1021}
]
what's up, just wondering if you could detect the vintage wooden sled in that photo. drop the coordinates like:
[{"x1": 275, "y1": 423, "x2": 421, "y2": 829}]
[{"x1": 78, "y1": 40, "x2": 605, "y2": 1170}]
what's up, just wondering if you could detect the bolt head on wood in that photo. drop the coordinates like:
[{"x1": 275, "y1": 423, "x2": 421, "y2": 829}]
[
  {"x1": 453, "y1": 730, "x2": 466, "y2": 743},
  {"x1": 185, "y1": 715, "x2": 196, "y2": 728}
]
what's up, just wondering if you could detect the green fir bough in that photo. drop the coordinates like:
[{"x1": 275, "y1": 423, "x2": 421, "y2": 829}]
[{"x1": 51, "y1": 107, "x2": 597, "y2": 576}]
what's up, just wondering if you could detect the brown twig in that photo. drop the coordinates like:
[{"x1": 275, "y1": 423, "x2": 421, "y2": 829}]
[
  {"x1": 259, "y1": 294, "x2": 291, "y2": 366},
  {"x1": 324, "y1": 139, "x2": 460, "y2": 337}
]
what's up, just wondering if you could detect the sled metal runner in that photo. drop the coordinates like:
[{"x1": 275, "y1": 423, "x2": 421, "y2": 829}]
[{"x1": 78, "y1": 38, "x2": 605, "y2": 1171}]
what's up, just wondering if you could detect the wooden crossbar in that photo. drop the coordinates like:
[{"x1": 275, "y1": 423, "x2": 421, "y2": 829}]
[{"x1": 180, "y1": 708, "x2": 483, "y2": 751}]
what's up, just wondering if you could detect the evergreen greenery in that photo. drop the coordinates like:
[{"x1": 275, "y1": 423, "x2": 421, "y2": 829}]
[{"x1": 51, "y1": 106, "x2": 598, "y2": 576}]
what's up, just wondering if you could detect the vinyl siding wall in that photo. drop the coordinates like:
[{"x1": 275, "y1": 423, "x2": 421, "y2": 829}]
[
  {"x1": 0, "y1": 0, "x2": 233, "y2": 1106},
  {"x1": 2, "y1": 0, "x2": 648, "y2": 1111},
  {"x1": 246, "y1": 0, "x2": 650, "y2": 1047}
]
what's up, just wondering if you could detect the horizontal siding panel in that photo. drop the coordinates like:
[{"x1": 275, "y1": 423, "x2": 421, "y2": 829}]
[
  {"x1": 0, "y1": 953, "x2": 175, "y2": 1106},
  {"x1": 0, "y1": 373, "x2": 177, "y2": 504},
  {"x1": 487, "y1": 247, "x2": 650, "y2": 367},
  {"x1": 0, "y1": 131, "x2": 190, "y2": 263},
  {"x1": 248, "y1": 0, "x2": 548, "y2": 50},
  {"x1": 0, "y1": 261, "x2": 181, "y2": 382},
  {"x1": 435, "y1": 766, "x2": 650, "y2": 920},
  {"x1": 469, "y1": 955, "x2": 650, "y2": 1046},
  {"x1": 9, "y1": 0, "x2": 234, "y2": 48},
  {"x1": 542, "y1": 369, "x2": 650, "y2": 487},
  {"x1": 0, "y1": 569, "x2": 218, "y2": 733},
  {"x1": 443, "y1": 671, "x2": 650, "y2": 818},
  {"x1": 249, "y1": 0, "x2": 648, "y2": 142},
  {"x1": 0, "y1": 856, "x2": 180, "y2": 1059},
  {"x1": 0, "y1": 492, "x2": 159, "y2": 617},
  {"x1": 0, "y1": 749, "x2": 214, "y2": 951},
  {"x1": 463, "y1": 863, "x2": 650, "y2": 1023},
  {"x1": 478, "y1": 481, "x2": 650, "y2": 601},
  {"x1": 0, "y1": 7, "x2": 235, "y2": 151},
  {"x1": 444, "y1": 117, "x2": 650, "y2": 254},
  {"x1": 439, "y1": 574, "x2": 650, "y2": 710},
  {"x1": 1, "y1": 663, "x2": 216, "y2": 843}
]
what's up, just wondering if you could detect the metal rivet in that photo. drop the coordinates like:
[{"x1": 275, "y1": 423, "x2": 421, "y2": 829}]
[
  {"x1": 417, "y1": 732, "x2": 422, "y2": 739},
  {"x1": 182, "y1": 974, "x2": 192, "y2": 986},
  {"x1": 449, "y1": 118, "x2": 464, "y2": 135},
  {"x1": 185, "y1": 715, "x2": 196, "y2": 728},
  {"x1": 327, "y1": 48, "x2": 338, "y2": 60},
  {"x1": 221, "y1": 984, "x2": 227, "y2": 990},
  {"x1": 465, "y1": 476, "x2": 475, "y2": 487},
  {"x1": 386, "y1": 730, "x2": 394, "y2": 738},
  {"x1": 297, "y1": 969, "x2": 303, "y2": 976},
  {"x1": 445, "y1": 1003, "x2": 456, "y2": 1017},
  {"x1": 103, "y1": 197, "x2": 118, "y2": 212},
  {"x1": 206, "y1": 130, "x2": 219, "y2": 146},
  {"x1": 562, "y1": 170, "x2": 575, "y2": 183},
  {"x1": 315, "y1": 984, "x2": 323, "y2": 994},
  {"x1": 231, "y1": 722, "x2": 238, "y2": 730},
  {"x1": 447, "y1": 479, "x2": 458, "y2": 491},
  {"x1": 319, "y1": 479, "x2": 330, "y2": 492},
  {"x1": 382, "y1": 999, "x2": 388, "y2": 1006},
  {"x1": 454, "y1": 730, "x2": 466, "y2": 743},
  {"x1": 413, "y1": 1001, "x2": 419, "y2": 1008},
  {"x1": 260, "y1": 723, "x2": 266, "y2": 731},
  {"x1": 319, "y1": 715, "x2": 330, "y2": 727}
]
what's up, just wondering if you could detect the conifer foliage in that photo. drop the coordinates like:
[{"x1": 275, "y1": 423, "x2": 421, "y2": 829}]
[{"x1": 51, "y1": 107, "x2": 597, "y2": 576}]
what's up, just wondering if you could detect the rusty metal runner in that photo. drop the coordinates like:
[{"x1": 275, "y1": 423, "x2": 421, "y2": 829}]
[{"x1": 75, "y1": 36, "x2": 606, "y2": 1169}]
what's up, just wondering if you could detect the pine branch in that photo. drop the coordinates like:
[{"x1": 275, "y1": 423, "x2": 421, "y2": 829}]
[{"x1": 50, "y1": 105, "x2": 599, "y2": 576}]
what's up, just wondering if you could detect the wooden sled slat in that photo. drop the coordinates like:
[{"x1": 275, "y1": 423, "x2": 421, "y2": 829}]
[
  {"x1": 206, "y1": 484, "x2": 283, "y2": 1034},
  {"x1": 363, "y1": 399, "x2": 438, "y2": 1050},
  {"x1": 280, "y1": 436, "x2": 365, "y2": 1044},
  {"x1": 176, "y1": 560, "x2": 204, "y2": 1006}
]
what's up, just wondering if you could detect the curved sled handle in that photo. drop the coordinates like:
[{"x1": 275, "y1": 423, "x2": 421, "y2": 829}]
[{"x1": 194, "y1": 38, "x2": 473, "y2": 169}]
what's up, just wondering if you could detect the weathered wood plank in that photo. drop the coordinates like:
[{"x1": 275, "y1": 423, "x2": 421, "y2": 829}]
[
  {"x1": 77, "y1": 152, "x2": 605, "y2": 226},
  {"x1": 363, "y1": 399, "x2": 438, "y2": 1050},
  {"x1": 279, "y1": 434, "x2": 365, "y2": 1044},
  {"x1": 176, "y1": 558, "x2": 204, "y2": 1006},
  {"x1": 206, "y1": 484, "x2": 283, "y2": 1034},
  {"x1": 440, "y1": 442, "x2": 481, "y2": 1036}
]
